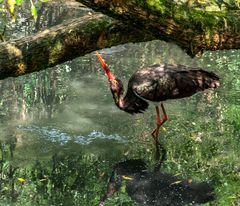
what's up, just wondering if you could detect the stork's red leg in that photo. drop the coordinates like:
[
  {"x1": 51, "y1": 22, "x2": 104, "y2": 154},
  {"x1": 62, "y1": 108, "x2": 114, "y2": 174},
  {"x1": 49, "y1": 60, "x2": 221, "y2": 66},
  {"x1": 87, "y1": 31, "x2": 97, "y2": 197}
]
[
  {"x1": 160, "y1": 103, "x2": 169, "y2": 125},
  {"x1": 151, "y1": 106, "x2": 162, "y2": 138},
  {"x1": 151, "y1": 104, "x2": 168, "y2": 162},
  {"x1": 151, "y1": 104, "x2": 169, "y2": 139}
]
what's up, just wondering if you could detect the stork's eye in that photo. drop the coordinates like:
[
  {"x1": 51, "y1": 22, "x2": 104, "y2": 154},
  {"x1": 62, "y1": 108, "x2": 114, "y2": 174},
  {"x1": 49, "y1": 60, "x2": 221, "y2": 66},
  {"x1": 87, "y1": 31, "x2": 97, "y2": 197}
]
[{"x1": 111, "y1": 79, "x2": 118, "y2": 85}]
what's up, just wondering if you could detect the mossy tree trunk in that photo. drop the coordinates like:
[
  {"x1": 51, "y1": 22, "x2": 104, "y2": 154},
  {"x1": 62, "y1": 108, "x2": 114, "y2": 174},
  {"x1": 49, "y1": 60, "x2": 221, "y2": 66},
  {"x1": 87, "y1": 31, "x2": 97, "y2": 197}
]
[
  {"x1": 78, "y1": 0, "x2": 240, "y2": 56},
  {"x1": 0, "y1": 0, "x2": 240, "y2": 80},
  {"x1": 0, "y1": 13, "x2": 153, "y2": 80}
]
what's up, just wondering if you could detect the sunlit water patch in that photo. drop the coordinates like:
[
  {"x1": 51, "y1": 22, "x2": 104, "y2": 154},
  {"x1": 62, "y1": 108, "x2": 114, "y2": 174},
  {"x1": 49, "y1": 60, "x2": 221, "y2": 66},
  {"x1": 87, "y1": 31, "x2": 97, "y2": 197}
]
[{"x1": 17, "y1": 125, "x2": 127, "y2": 145}]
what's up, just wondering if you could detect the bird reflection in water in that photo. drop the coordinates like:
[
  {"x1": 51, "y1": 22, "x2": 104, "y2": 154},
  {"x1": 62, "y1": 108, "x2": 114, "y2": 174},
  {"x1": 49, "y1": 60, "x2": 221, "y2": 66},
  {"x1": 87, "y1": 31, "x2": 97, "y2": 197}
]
[
  {"x1": 96, "y1": 51, "x2": 217, "y2": 205},
  {"x1": 99, "y1": 144, "x2": 215, "y2": 206}
]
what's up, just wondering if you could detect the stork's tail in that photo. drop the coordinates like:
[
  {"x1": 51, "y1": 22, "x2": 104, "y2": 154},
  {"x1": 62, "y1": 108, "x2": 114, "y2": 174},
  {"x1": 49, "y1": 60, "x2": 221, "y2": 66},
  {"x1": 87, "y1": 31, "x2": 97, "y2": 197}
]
[
  {"x1": 190, "y1": 69, "x2": 220, "y2": 90},
  {"x1": 201, "y1": 70, "x2": 220, "y2": 89}
]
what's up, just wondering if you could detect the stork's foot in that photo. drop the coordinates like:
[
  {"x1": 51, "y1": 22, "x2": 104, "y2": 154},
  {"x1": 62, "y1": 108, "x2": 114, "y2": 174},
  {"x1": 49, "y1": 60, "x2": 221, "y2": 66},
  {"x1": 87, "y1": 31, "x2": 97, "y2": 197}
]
[
  {"x1": 151, "y1": 105, "x2": 169, "y2": 139},
  {"x1": 151, "y1": 126, "x2": 161, "y2": 139},
  {"x1": 151, "y1": 114, "x2": 169, "y2": 139}
]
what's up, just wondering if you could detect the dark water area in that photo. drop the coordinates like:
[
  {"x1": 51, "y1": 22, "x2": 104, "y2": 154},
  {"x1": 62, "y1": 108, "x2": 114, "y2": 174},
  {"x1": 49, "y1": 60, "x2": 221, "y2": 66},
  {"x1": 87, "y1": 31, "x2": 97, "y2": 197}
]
[{"x1": 0, "y1": 2, "x2": 239, "y2": 206}]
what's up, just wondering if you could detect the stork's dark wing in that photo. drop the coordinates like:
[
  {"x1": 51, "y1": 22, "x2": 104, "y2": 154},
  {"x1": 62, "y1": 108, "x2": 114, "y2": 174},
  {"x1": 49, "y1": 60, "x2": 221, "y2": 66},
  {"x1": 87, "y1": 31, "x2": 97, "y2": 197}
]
[{"x1": 129, "y1": 64, "x2": 220, "y2": 102}]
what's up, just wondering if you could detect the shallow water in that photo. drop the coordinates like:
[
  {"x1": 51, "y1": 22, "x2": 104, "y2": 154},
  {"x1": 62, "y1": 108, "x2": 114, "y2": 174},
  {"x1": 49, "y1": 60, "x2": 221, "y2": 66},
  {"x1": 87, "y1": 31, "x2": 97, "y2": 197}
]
[
  {"x1": 0, "y1": 3, "x2": 240, "y2": 206},
  {"x1": 0, "y1": 42, "x2": 239, "y2": 205}
]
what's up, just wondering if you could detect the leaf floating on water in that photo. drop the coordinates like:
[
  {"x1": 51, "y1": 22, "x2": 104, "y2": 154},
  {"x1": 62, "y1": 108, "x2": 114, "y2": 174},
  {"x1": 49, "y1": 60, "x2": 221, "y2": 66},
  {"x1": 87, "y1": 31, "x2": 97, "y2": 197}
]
[
  {"x1": 99, "y1": 172, "x2": 105, "y2": 178},
  {"x1": 162, "y1": 127, "x2": 167, "y2": 132},
  {"x1": 122, "y1": 175, "x2": 133, "y2": 180},
  {"x1": 31, "y1": 5, "x2": 37, "y2": 21},
  {"x1": 173, "y1": 173, "x2": 182, "y2": 177},
  {"x1": 170, "y1": 180, "x2": 182, "y2": 186},
  {"x1": 7, "y1": 0, "x2": 16, "y2": 22},
  {"x1": 17, "y1": 177, "x2": 26, "y2": 183},
  {"x1": 29, "y1": 0, "x2": 37, "y2": 21},
  {"x1": 8, "y1": 0, "x2": 15, "y2": 14}
]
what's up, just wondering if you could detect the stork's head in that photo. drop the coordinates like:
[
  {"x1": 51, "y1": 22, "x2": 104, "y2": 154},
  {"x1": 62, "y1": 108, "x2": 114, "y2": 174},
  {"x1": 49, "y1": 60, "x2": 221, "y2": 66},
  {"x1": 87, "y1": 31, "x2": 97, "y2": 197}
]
[
  {"x1": 96, "y1": 51, "x2": 124, "y2": 108},
  {"x1": 96, "y1": 51, "x2": 115, "y2": 81}
]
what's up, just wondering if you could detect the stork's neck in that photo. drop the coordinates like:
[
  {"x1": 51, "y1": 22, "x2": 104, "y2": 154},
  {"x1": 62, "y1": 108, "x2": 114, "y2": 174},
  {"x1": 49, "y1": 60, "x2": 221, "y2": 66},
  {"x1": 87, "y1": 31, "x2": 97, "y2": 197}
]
[
  {"x1": 109, "y1": 78, "x2": 125, "y2": 110},
  {"x1": 112, "y1": 90, "x2": 125, "y2": 110}
]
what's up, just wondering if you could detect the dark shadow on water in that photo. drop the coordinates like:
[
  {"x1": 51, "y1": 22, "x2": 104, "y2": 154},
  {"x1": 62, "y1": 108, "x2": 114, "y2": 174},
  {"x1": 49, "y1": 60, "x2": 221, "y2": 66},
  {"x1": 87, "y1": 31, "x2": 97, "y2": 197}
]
[{"x1": 99, "y1": 143, "x2": 215, "y2": 206}]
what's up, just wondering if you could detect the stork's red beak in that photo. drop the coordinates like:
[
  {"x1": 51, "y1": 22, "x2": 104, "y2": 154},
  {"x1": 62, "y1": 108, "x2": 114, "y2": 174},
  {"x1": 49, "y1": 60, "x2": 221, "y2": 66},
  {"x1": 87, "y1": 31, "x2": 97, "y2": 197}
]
[{"x1": 96, "y1": 51, "x2": 115, "y2": 80}]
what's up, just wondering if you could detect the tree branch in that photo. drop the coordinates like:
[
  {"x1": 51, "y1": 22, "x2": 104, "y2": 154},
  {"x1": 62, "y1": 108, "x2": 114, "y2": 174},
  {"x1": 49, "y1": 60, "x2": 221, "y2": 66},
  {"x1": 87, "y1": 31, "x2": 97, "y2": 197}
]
[
  {"x1": 1, "y1": 1, "x2": 240, "y2": 80},
  {"x1": 77, "y1": 0, "x2": 240, "y2": 56},
  {"x1": 0, "y1": 13, "x2": 154, "y2": 80}
]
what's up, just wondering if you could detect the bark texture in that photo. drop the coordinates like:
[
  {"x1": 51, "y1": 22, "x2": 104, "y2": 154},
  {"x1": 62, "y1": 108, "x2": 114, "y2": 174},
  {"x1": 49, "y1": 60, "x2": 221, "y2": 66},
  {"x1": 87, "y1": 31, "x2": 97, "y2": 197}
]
[
  {"x1": 0, "y1": 13, "x2": 154, "y2": 80},
  {"x1": 77, "y1": 0, "x2": 240, "y2": 56}
]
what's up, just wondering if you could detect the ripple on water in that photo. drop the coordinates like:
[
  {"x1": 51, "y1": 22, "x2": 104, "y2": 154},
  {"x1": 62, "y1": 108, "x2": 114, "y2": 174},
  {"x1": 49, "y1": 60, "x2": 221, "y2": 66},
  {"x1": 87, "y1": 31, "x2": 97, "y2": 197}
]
[{"x1": 17, "y1": 125, "x2": 127, "y2": 145}]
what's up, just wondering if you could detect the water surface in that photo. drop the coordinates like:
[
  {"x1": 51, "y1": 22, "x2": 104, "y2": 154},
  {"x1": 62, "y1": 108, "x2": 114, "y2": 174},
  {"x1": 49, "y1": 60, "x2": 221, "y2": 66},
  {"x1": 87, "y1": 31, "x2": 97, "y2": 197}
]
[{"x1": 0, "y1": 3, "x2": 239, "y2": 206}]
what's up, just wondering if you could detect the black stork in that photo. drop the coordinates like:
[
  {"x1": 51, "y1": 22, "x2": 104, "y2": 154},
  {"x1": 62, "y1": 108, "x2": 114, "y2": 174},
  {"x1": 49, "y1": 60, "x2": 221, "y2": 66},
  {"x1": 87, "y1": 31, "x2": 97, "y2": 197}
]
[
  {"x1": 99, "y1": 159, "x2": 215, "y2": 206},
  {"x1": 96, "y1": 51, "x2": 220, "y2": 140}
]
